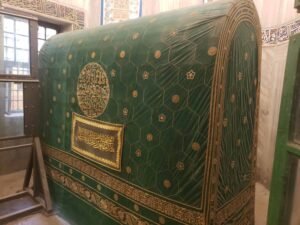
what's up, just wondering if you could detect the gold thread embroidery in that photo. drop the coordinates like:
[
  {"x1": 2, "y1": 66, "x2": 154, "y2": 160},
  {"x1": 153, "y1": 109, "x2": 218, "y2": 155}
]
[
  {"x1": 126, "y1": 166, "x2": 132, "y2": 174},
  {"x1": 163, "y1": 180, "x2": 171, "y2": 189},
  {"x1": 192, "y1": 142, "x2": 201, "y2": 151},
  {"x1": 77, "y1": 62, "x2": 110, "y2": 118},
  {"x1": 123, "y1": 108, "x2": 129, "y2": 116},
  {"x1": 154, "y1": 50, "x2": 161, "y2": 59},
  {"x1": 171, "y1": 95, "x2": 180, "y2": 104},
  {"x1": 119, "y1": 50, "x2": 126, "y2": 59},
  {"x1": 132, "y1": 90, "x2": 138, "y2": 98},
  {"x1": 44, "y1": 145, "x2": 205, "y2": 225},
  {"x1": 208, "y1": 47, "x2": 217, "y2": 56},
  {"x1": 143, "y1": 71, "x2": 150, "y2": 80},
  {"x1": 176, "y1": 162, "x2": 185, "y2": 171},
  {"x1": 47, "y1": 167, "x2": 151, "y2": 225},
  {"x1": 186, "y1": 70, "x2": 196, "y2": 80},
  {"x1": 146, "y1": 133, "x2": 153, "y2": 142},
  {"x1": 135, "y1": 149, "x2": 142, "y2": 157},
  {"x1": 77, "y1": 127, "x2": 115, "y2": 153},
  {"x1": 158, "y1": 114, "x2": 166, "y2": 122},
  {"x1": 71, "y1": 113, "x2": 124, "y2": 171}
]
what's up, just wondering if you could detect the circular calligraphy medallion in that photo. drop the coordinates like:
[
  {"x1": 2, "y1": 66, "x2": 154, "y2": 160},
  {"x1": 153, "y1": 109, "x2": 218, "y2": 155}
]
[{"x1": 77, "y1": 63, "x2": 110, "y2": 118}]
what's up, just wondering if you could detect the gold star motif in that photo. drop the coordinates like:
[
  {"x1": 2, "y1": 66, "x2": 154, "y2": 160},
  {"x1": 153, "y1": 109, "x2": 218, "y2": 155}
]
[
  {"x1": 143, "y1": 71, "x2": 149, "y2": 80},
  {"x1": 122, "y1": 108, "x2": 128, "y2": 116},
  {"x1": 78, "y1": 40, "x2": 83, "y2": 45},
  {"x1": 97, "y1": 184, "x2": 102, "y2": 191},
  {"x1": 49, "y1": 109, "x2": 53, "y2": 114},
  {"x1": 176, "y1": 161, "x2": 185, "y2": 171},
  {"x1": 57, "y1": 84, "x2": 61, "y2": 90},
  {"x1": 186, "y1": 69, "x2": 196, "y2": 80},
  {"x1": 244, "y1": 52, "x2": 249, "y2": 61},
  {"x1": 81, "y1": 175, "x2": 85, "y2": 181},
  {"x1": 69, "y1": 168, "x2": 73, "y2": 174},
  {"x1": 57, "y1": 137, "x2": 61, "y2": 143},
  {"x1": 52, "y1": 96, "x2": 56, "y2": 102},
  {"x1": 135, "y1": 149, "x2": 142, "y2": 157},
  {"x1": 66, "y1": 112, "x2": 70, "y2": 118},
  {"x1": 158, "y1": 113, "x2": 166, "y2": 122},
  {"x1": 63, "y1": 68, "x2": 67, "y2": 75}
]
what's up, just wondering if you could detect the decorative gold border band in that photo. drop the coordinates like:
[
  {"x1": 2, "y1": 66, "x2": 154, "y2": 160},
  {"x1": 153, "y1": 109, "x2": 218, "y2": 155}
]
[
  {"x1": 216, "y1": 186, "x2": 253, "y2": 223},
  {"x1": 2, "y1": 0, "x2": 84, "y2": 29},
  {"x1": 44, "y1": 144, "x2": 205, "y2": 225},
  {"x1": 47, "y1": 166, "x2": 152, "y2": 225}
]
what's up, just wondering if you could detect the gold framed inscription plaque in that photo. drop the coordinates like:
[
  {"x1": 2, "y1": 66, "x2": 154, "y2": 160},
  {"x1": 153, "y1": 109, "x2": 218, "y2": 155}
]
[{"x1": 71, "y1": 113, "x2": 124, "y2": 171}]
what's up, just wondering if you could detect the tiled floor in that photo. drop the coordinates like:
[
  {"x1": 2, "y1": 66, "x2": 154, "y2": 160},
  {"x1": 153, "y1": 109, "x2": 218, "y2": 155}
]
[{"x1": 0, "y1": 171, "x2": 269, "y2": 225}]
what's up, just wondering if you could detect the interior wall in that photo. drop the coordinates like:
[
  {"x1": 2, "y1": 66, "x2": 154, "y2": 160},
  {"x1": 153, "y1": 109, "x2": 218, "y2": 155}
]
[{"x1": 254, "y1": 0, "x2": 299, "y2": 188}]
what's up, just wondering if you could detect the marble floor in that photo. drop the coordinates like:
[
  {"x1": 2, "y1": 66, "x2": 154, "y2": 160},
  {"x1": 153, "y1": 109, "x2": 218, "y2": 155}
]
[{"x1": 0, "y1": 171, "x2": 269, "y2": 225}]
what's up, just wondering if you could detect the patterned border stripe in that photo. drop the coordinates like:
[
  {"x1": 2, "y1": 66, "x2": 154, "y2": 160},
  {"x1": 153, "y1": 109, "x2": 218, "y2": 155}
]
[
  {"x1": 3, "y1": 0, "x2": 84, "y2": 29},
  {"x1": 47, "y1": 167, "x2": 151, "y2": 225},
  {"x1": 44, "y1": 144, "x2": 205, "y2": 225},
  {"x1": 216, "y1": 186, "x2": 253, "y2": 223},
  {"x1": 262, "y1": 18, "x2": 300, "y2": 45}
]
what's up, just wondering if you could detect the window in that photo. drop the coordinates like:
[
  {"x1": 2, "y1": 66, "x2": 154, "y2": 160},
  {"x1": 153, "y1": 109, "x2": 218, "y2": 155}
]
[
  {"x1": 38, "y1": 23, "x2": 58, "y2": 52},
  {"x1": 0, "y1": 12, "x2": 60, "y2": 137},
  {"x1": 5, "y1": 82, "x2": 23, "y2": 116},
  {"x1": 1, "y1": 14, "x2": 30, "y2": 75}
]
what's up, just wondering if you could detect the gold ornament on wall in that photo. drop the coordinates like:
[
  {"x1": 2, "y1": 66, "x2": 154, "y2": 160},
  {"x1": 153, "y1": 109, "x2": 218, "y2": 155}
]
[{"x1": 77, "y1": 63, "x2": 110, "y2": 118}]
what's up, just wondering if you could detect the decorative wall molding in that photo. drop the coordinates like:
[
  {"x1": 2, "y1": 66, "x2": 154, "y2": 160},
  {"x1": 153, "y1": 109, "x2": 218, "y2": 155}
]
[
  {"x1": 262, "y1": 17, "x2": 300, "y2": 46},
  {"x1": 2, "y1": 0, "x2": 84, "y2": 29}
]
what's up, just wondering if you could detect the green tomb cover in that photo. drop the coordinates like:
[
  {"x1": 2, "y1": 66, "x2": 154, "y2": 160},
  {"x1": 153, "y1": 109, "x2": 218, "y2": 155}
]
[{"x1": 39, "y1": 0, "x2": 261, "y2": 224}]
